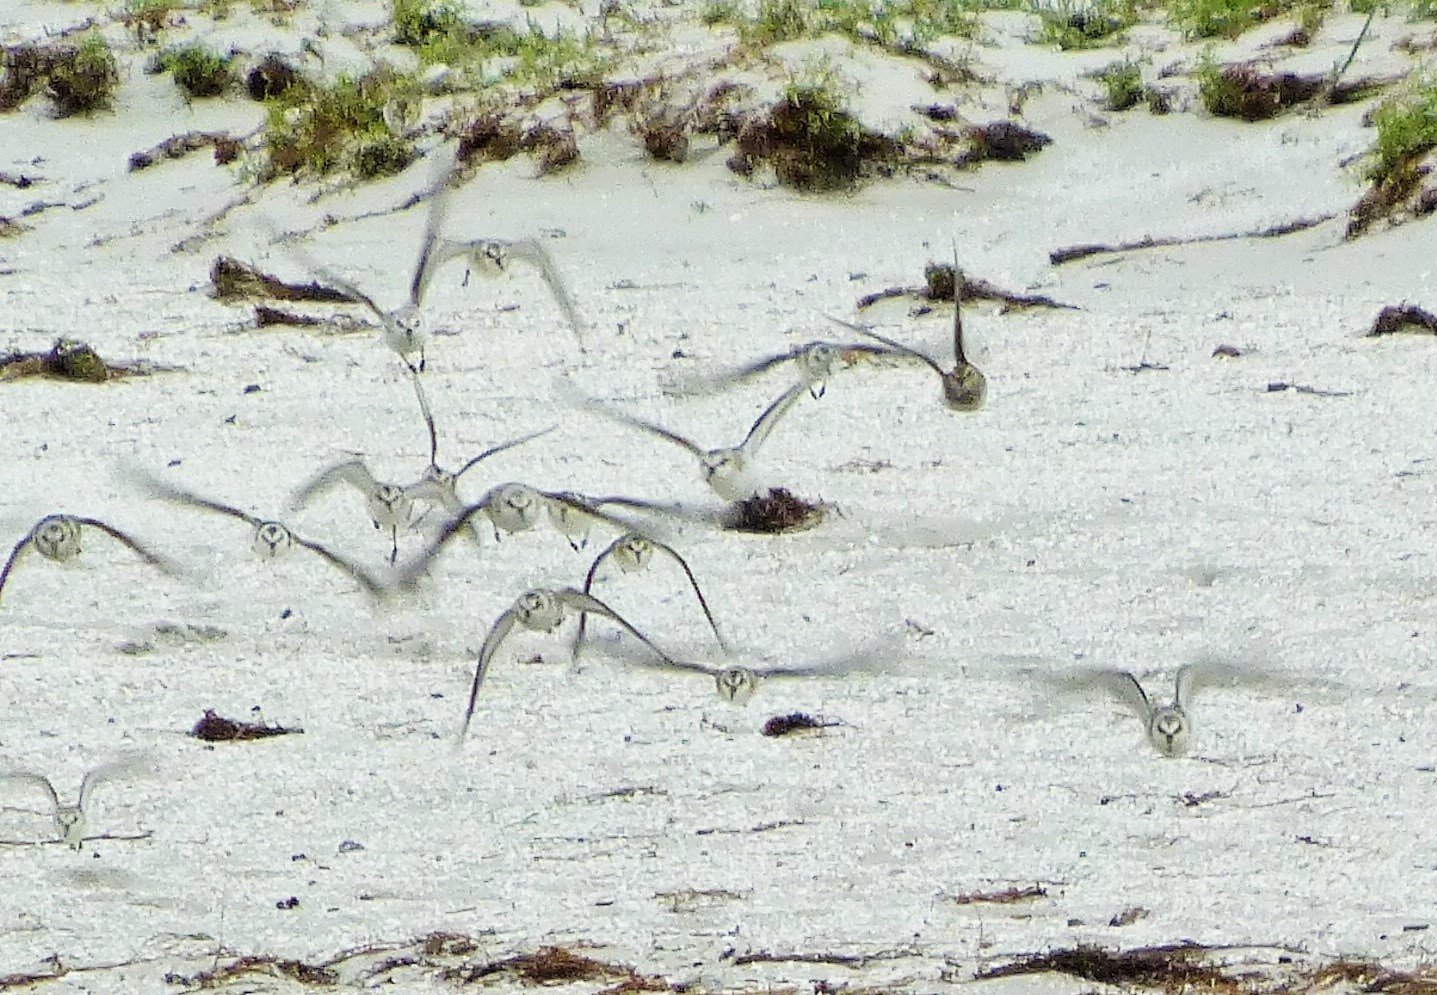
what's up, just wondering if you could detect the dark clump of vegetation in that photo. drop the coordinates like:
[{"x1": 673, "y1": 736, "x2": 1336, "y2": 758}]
[
  {"x1": 452, "y1": 109, "x2": 524, "y2": 163},
  {"x1": 1197, "y1": 60, "x2": 1324, "y2": 120},
  {"x1": 1347, "y1": 87, "x2": 1437, "y2": 238},
  {"x1": 0, "y1": 338, "x2": 154, "y2": 383},
  {"x1": 45, "y1": 35, "x2": 119, "y2": 116},
  {"x1": 951, "y1": 884, "x2": 1048, "y2": 904},
  {"x1": 263, "y1": 67, "x2": 418, "y2": 177},
  {"x1": 190, "y1": 709, "x2": 302, "y2": 742},
  {"x1": 1038, "y1": 0, "x2": 1136, "y2": 50},
  {"x1": 246, "y1": 54, "x2": 304, "y2": 101},
  {"x1": 392, "y1": 0, "x2": 464, "y2": 47},
  {"x1": 761, "y1": 712, "x2": 840, "y2": 737},
  {"x1": 977, "y1": 943, "x2": 1238, "y2": 990},
  {"x1": 730, "y1": 76, "x2": 896, "y2": 191},
  {"x1": 128, "y1": 130, "x2": 238, "y2": 170},
  {"x1": 157, "y1": 44, "x2": 234, "y2": 98},
  {"x1": 1, "y1": 36, "x2": 118, "y2": 116},
  {"x1": 441, "y1": 945, "x2": 666, "y2": 988},
  {"x1": 725, "y1": 488, "x2": 828, "y2": 533},
  {"x1": 962, "y1": 120, "x2": 1052, "y2": 162},
  {"x1": 1169, "y1": 0, "x2": 1301, "y2": 38},
  {"x1": 211, "y1": 255, "x2": 352, "y2": 303},
  {"x1": 164, "y1": 954, "x2": 336, "y2": 988},
  {"x1": 521, "y1": 121, "x2": 580, "y2": 175},
  {"x1": 1096, "y1": 59, "x2": 1144, "y2": 110},
  {"x1": 1367, "y1": 303, "x2": 1437, "y2": 335}
]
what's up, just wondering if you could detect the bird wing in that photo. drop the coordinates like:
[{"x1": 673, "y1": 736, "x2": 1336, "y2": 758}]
[
  {"x1": 0, "y1": 530, "x2": 35, "y2": 606},
  {"x1": 740, "y1": 382, "x2": 806, "y2": 456},
  {"x1": 825, "y1": 316, "x2": 946, "y2": 376},
  {"x1": 290, "y1": 534, "x2": 388, "y2": 600},
  {"x1": 72, "y1": 518, "x2": 175, "y2": 572},
  {"x1": 394, "y1": 497, "x2": 492, "y2": 589},
  {"x1": 290, "y1": 251, "x2": 387, "y2": 322},
  {"x1": 131, "y1": 474, "x2": 262, "y2": 529},
  {"x1": 1174, "y1": 658, "x2": 1260, "y2": 711},
  {"x1": 757, "y1": 635, "x2": 900, "y2": 679},
  {"x1": 651, "y1": 539, "x2": 727, "y2": 651},
  {"x1": 501, "y1": 237, "x2": 585, "y2": 344},
  {"x1": 588, "y1": 402, "x2": 706, "y2": 459},
  {"x1": 949, "y1": 244, "x2": 969, "y2": 365},
  {"x1": 289, "y1": 459, "x2": 378, "y2": 512},
  {"x1": 554, "y1": 589, "x2": 677, "y2": 666},
  {"x1": 408, "y1": 150, "x2": 461, "y2": 307},
  {"x1": 573, "y1": 536, "x2": 623, "y2": 656},
  {"x1": 459, "y1": 605, "x2": 522, "y2": 741},
  {"x1": 1075, "y1": 668, "x2": 1154, "y2": 721},
  {"x1": 77, "y1": 753, "x2": 154, "y2": 811},
  {"x1": 0, "y1": 771, "x2": 59, "y2": 812},
  {"x1": 410, "y1": 368, "x2": 439, "y2": 466},
  {"x1": 667, "y1": 351, "x2": 799, "y2": 396},
  {"x1": 453, "y1": 425, "x2": 556, "y2": 481}
]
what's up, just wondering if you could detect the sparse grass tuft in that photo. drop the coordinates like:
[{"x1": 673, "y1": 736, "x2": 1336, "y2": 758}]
[
  {"x1": 1035, "y1": 0, "x2": 1136, "y2": 48},
  {"x1": 45, "y1": 34, "x2": 119, "y2": 116},
  {"x1": 1096, "y1": 57, "x2": 1144, "y2": 108},
  {"x1": 393, "y1": 0, "x2": 464, "y2": 46},
  {"x1": 1168, "y1": 0, "x2": 1302, "y2": 38},
  {"x1": 1367, "y1": 82, "x2": 1437, "y2": 182},
  {"x1": 158, "y1": 44, "x2": 234, "y2": 97},
  {"x1": 732, "y1": 0, "x2": 981, "y2": 49},
  {"x1": 263, "y1": 67, "x2": 419, "y2": 177}
]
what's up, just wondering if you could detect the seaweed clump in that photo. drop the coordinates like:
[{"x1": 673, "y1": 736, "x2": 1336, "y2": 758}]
[
  {"x1": 440, "y1": 945, "x2": 666, "y2": 988},
  {"x1": 1367, "y1": 303, "x2": 1437, "y2": 336},
  {"x1": 724, "y1": 488, "x2": 827, "y2": 534},
  {"x1": 730, "y1": 78, "x2": 897, "y2": 191},
  {"x1": 0, "y1": 338, "x2": 136, "y2": 383},
  {"x1": 190, "y1": 709, "x2": 302, "y2": 742},
  {"x1": 761, "y1": 712, "x2": 840, "y2": 737}
]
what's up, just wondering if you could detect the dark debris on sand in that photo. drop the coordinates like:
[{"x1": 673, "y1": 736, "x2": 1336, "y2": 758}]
[
  {"x1": 723, "y1": 489, "x2": 827, "y2": 534},
  {"x1": 190, "y1": 709, "x2": 302, "y2": 742}
]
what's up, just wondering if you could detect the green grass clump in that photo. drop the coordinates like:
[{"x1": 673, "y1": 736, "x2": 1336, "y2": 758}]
[
  {"x1": 159, "y1": 44, "x2": 234, "y2": 97},
  {"x1": 733, "y1": 0, "x2": 982, "y2": 49},
  {"x1": 393, "y1": 0, "x2": 464, "y2": 46},
  {"x1": 1168, "y1": 0, "x2": 1301, "y2": 38},
  {"x1": 46, "y1": 35, "x2": 119, "y2": 116},
  {"x1": 1367, "y1": 83, "x2": 1437, "y2": 181},
  {"x1": 1096, "y1": 58, "x2": 1143, "y2": 109},
  {"x1": 264, "y1": 69, "x2": 418, "y2": 176},
  {"x1": 1036, "y1": 0, "x2": 1136, "y2": 48}
]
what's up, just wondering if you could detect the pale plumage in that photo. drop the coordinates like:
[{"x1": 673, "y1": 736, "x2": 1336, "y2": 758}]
[
  {"x1": 0, "y1": 514, "x2": 175, "y2": 606},
  {"x1": 459, "y1": 587, "x2": 676, "y2": 740},
  {"x1": 290, "y1": 459, "x2": 416, "y2": 565},
  {"x1": 417, "y1": 235, "x2": 585, "y2": 344},
  {"x1": 1061, "y1": 661, "x2": 1258, "y2": 757},
  {"x1": 0, "y1": 754, "x2": 153, "y2": 849},
  {"x1": 587, "y1": 383, "x2": 808, "y2": 502},
  {"x1": 574, "y1": 532, "x2": 727, "y2": 656}
]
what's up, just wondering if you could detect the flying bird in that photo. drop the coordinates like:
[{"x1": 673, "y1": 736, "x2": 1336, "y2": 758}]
[
  {"x1": 0, "y1": 754, "x2": 154, "y2": 849},
  {"x1": 574, "y1": 532, "x2": 727, "y2": 656},
  {"x1": 0, "y1": 514, "x2": 175, "y2": 606}
]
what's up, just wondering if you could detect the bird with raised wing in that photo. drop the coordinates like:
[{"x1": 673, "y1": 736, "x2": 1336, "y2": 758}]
[{"x1": 0, "y1": 514, "x2": 175, "y2": 606}]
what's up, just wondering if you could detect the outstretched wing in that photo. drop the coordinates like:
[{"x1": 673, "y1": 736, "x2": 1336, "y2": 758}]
[
  {"x1": 0, "y1": 771, "x2": 60, "y2": 812},
  {"x1": 757, "y1": 635, "x2": 900, "y2": 679},
  {"x1": 132, "y1": 474, "x2": 263, "y2": 529},
  {"x1": 1070, "y1": 668, "x2": 1154, "y2": 721},
  {"x1": 411, "y1": 368, "x2": 439, "y2": 466},
  {"x1": 459, "y1": 605, "x2": 522, "y2": 742},
  {"x1": 949, "y1": 244, "x2": 969, "y2": 365},
  {"x1": 453, "y1": 425, "x2": 556, "y2": 481},
  {"x1": 290, "y1": 251, "x2": 387, "y2": 323},
  {"x1": 290, "y1": 534, "x2": 388, "y2": 600},
  {"x1": 501, "y1": 238, "x2": 585, "y2": 343},
  {"x1": 826, "y1": 315, "x2": 946, "y2": 376},
  {"x1": 554, "y1": 589, "x2": 677, "y2": 667},
  {"x1": 573, "y1": 536, "x2": 623, "y2": 655},
  {"x1": 0, "y1": 530, "x2": 36, "y2": 606},
  {"x1": 740, "y1": 382, "x2": 806, "y2": 456},
  {"x1": 394, "y1": 497, "x2": 493, "y2": 588},
  {"x1": 1174, "y1": 658, "x2": 1259, "y2": 711},
  {"x1": 650, "y1": 539, "x2": 727, "y2": 651},
  {"x1": 72, "y1": 518, "x2": 175, "y2": 573},
  {"x1": 586, "y1": 402, "x2": 706, "y2": 459},
  {"x1": 77, "y1": 753, "x2": 155, "y2": 812},
  {"x1": 289, "y1": 459, "x2": 379, "y2": 512},
  {"x1": 408, "y1": 150, "x2": 461, "y2": 307}
]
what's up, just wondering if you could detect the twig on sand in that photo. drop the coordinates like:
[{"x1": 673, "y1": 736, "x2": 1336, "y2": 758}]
[{"x1": 1050, "y1": 213, "x2": 1337, "y2": 265}]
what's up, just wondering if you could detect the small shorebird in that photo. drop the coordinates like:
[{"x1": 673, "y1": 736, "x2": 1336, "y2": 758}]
[
  {"x1": 290, "y1": 460, "x2": 416, "y2": 565},
  {"x1": 1061, "y1": 661, "x2": 1257, "y2": 757},
  {"x1": 587, "y1": 383, "x2": 808, "y2": 502},
  {"x1": 828, "y1": 250, "x2": 986, "y2": 412},
  {"x1": 574, "y1": 532, "x2": 727, "y2": 655},
  {"x1": 0, "y1": 754, "x2": 153, "y2": 849},
  {"x1": 608, "y1": 640, "x2": 893, "y2": 705},
  {"x1": 458, "y1": 587, "x2": 676, "y2": 740},
  {"x1": 670, "y1": 338, "x2": 908, "y2": 400},
  {"x1": 0, "y1": 514, "x2": 175, "y2": 606},
  {"x1": 404, "y1": 372, "x2": 555, "y2": 519},
  {"x1": 418, "y1": 233, "x2": 585, "y2": 345},
  {"x1": 138, "y1": 476, "x2": 385, "y2": 598}
]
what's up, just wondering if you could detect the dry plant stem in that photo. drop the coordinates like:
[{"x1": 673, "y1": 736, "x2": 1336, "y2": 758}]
[{"x1": 1050, "y1": 213, "x2": 1336, "y2": 265}]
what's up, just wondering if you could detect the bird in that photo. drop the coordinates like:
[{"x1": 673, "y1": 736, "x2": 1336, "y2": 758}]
[
  {"x1": 1059, "y1": 661, "x2": 1257, "y2": 757},
  {"x1": 603, "y1": 639, "x2": 894, "y2": 705},
  {"x1": 828, "y1": 248, "x2": 986, "y2": 412},
  {"x1": 416, "y1": 233, "x2": 586, "y2": 345},
  {"x1": 458, "y1": 587, "x2": 677, "y2": 741},
  {"x1": 396, "y1": 483, "x2": 670, "y2": 585},
  {"x1": 667, "y1": 339, "x2": 908, "y2": 400},
  {"x1": 586, "y1": 383, "x2": 808, "y2": 502},
  {"x1": 574, "y1": 532, "x2": 727, "y2": 656},
  {"x1": 0, "y1": 514, "x2": 175, "y2": 606},
  {"x1": 135, "y1": 476, "x2": 386, "y2": 598},
  {"x1": 0, "y1": 754, "x2": 154, "y2": 849},
  {"x1": 403, "y1": 370, "x2": 555, "y2": 519},
  {"x1": 290, "y1": 459, "x2": 416, "y2": 565}
]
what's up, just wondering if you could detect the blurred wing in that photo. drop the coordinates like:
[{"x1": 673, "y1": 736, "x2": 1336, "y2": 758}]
[
  {"x1": 758, "y1": 634, "x2": 901, "y2": 679},
  {"x1": 394, "y1": 499, "x2": 491, "y2": 588},
  {"x1": 408, "y1": 152, "x2": 460, "y2": 306},
  {"x1": 553, "y1": 589, "x2": 676, "y2": 666},
  {"x1": 0, "y1": 771, "x2": 59, "y2": 812},
  {"x1": 410, "y1": 369, "x2": 439, "y2": 466},
  {"x1": 1175, "y1": 658, "x2": 1262, "y2": 710},
  {"x1": 950, "y1": 245, "x2": 969, "y2": 365},
  {"x1": 544, "y1": 491, "x2": 654, "y2": 537},
  {"x1": 740, "y1": 382, "x2": 806, "y2": 455},
  {"x1": 667, "y1": 352, "x2": 797, "y2": 396},
  {"x1": 825, "y1": 316, "x2": 946, "y2": 376},
  {"x1": 504, "y1": 238, "x2": 584, "y2": 343},
  {"x1": 573, "y1": 538, "x2": 621, "y2": 656},
  {"x1": 288, "y1": 250, "x2": 386, "y2": 322},
  {"x1": 291, "y1": 534, "x2": 388, "y2": 600},
  {"x1": 587, "y1": 402, "x2": 706, "y2": 459},
  {"x1": 0, "y1": 532, "x2": 35, "y2": 605},
  {"x1": 652, "y1": 539, "x2": 727, "y2": 651},
  {"x1": 131, "y1": 473, "x2": 262, "y2": 528},
  {"x1": 77, "y1": 752, "x2": 155, "y2": 811},
  {"x1": 72, "y1": 518, "x2": 175, "y2": 572},
  {"x1": 289, "y1": 459, "x2": 376, "y2": 512},
  {"x1": 460, "y1": 606, "x2": 521, "y2": 741},
  {"x1": 1067, "y1": 668, "x2": 1153, "y2": 721},
  {"x1": 453, "y1": 425, "x2": 556, "y2": 480}
]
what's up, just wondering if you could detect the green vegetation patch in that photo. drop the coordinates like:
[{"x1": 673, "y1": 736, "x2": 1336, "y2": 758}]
[
  {"x1": 1035, "y1": 0, "x2": 1137, "y2": 49},
  {"x1": 1168, "y1": 0, "x2": 1305, "y2": 39},
  {"x1": 722, "y1": 0, "x2": 985, "y2": 49},
  {"x1": 0, "y1": 338, "x2": 164, "y2": 383},
  {"x1": 157, "y1": 44, "x2": 234, "y2": 97},
  {"x1": 1096, "y1": 58, "x2": 1144, "y2": 109},
  {"x1": 0, "y1": 34, "x2": 119, "y2": 116},
  {"x1": 263, "y1": 67, "x2": 419, "y2": 177},
  {"x1": 1348, "y1": 81, "x2": 1437, "y2": 236}
]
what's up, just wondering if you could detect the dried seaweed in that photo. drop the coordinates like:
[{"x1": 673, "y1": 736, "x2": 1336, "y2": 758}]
[
  {"x1": 723, "y1": 488, "x2": 827, "y2": 534},
  {"x1": 189, "y1": 709, "x2": 302, "y2": 742},
  {"x1": 210, "y1": 256, "x2": 353, "y2": 303},
  {"x1": 0, "y1": 338, "x2": 170, "y2": 383},
  {"x1": 761, "y1": 712, "x2": 840, "y2": 737},
  {"x1": 1367, "y1": 303, "x2": 1437, "y2": 336}
]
